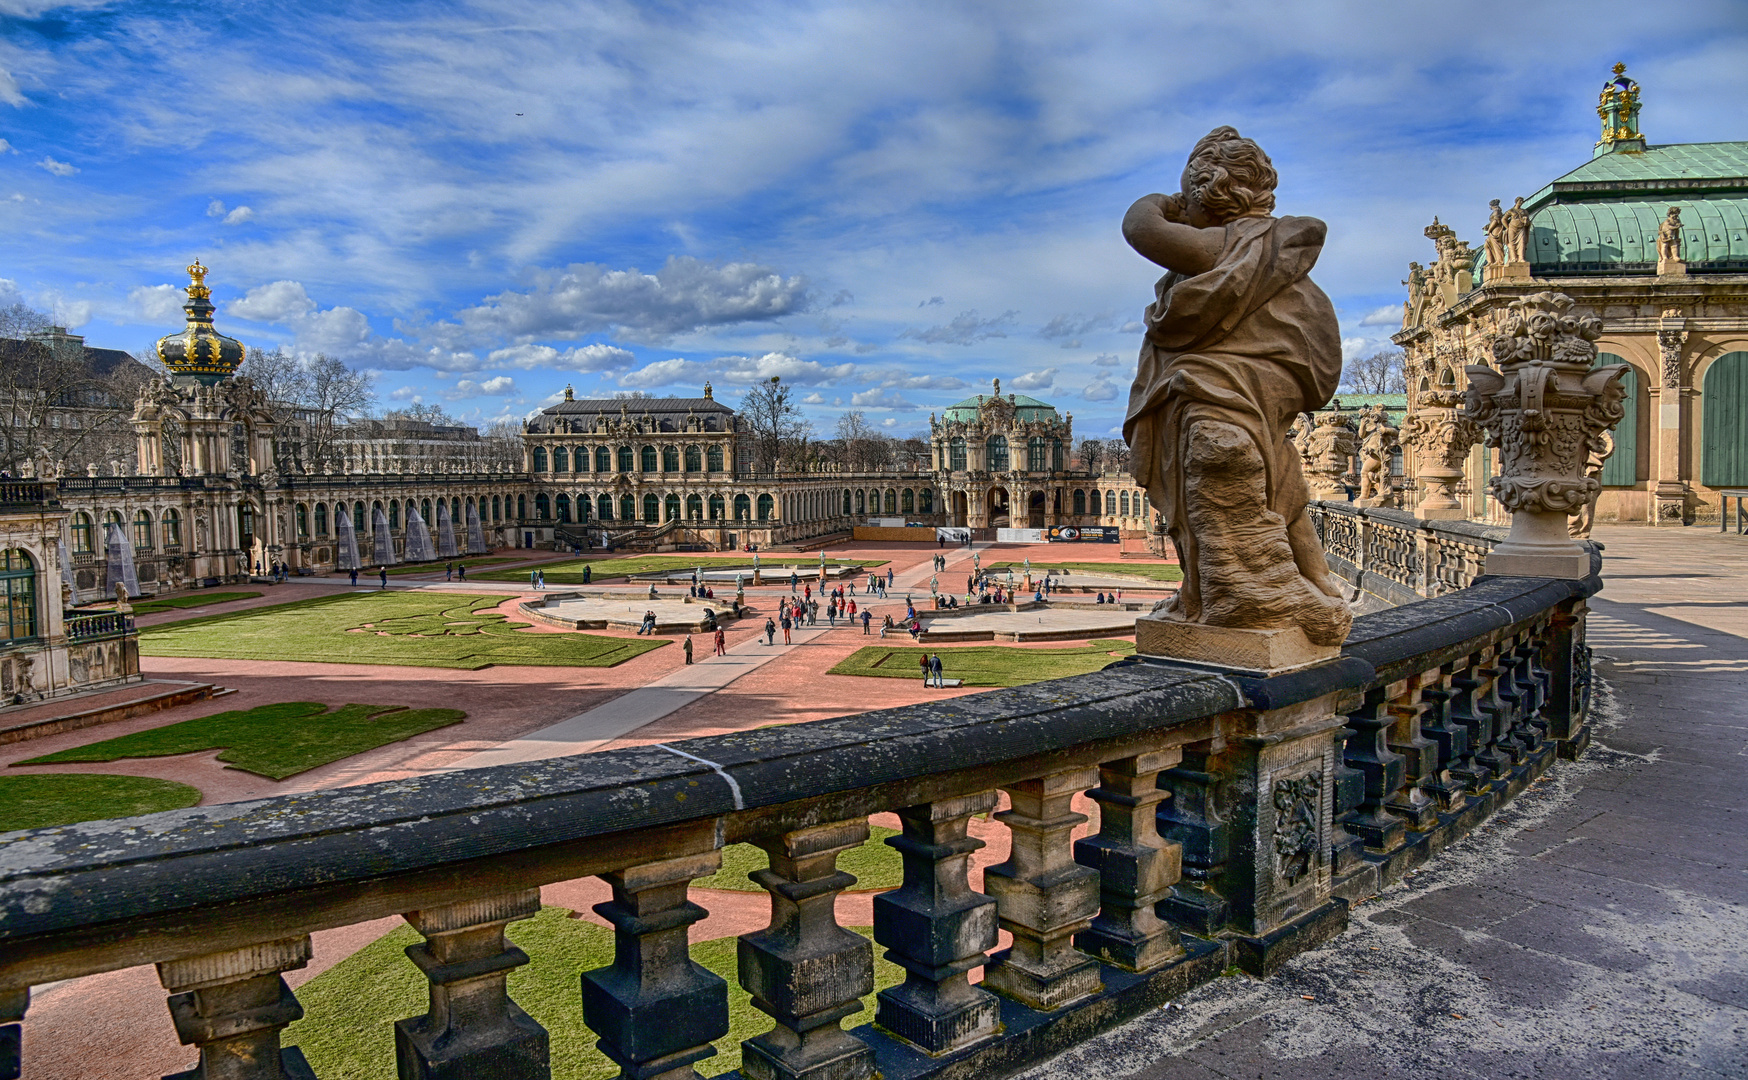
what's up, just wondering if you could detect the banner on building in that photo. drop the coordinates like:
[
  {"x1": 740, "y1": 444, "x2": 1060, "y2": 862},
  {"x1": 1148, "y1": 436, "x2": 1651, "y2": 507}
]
[
  {"x1": 936, "y1": 527, "x2": 971, "y2": 544},
  {"x1": 1046, "y1": 526, "x2": 1120, "y2": 542}
]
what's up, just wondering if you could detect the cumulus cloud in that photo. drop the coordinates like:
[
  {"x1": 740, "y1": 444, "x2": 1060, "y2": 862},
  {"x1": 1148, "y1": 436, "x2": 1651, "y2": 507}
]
[
  {"x1": 224, "y1": 206, "x2": 253, "y2": 225},
  {"x1": 1011, "y1": 367, "x2": 1057, "y2": 392},
  {"x1": 867, "y1": 369, "x2": 967, "y2": 391},
  {"x1": 452, "y1": 255, "x2": 809, "y2": 343},
  {"x1": 449, "y1": 375, "x2": 518, "y2": 399},
  {"x1": 1082, "y1": 376, "x2": 1118, "y2": 402},
  {"x1": 226, "y1": 278, "x2": 480, "y2": 373},
  {"x1": 850, "y1": 388, "x2": 917, "y2": 410},
  {"x1": 35, "y1": 156, "x2": 76, "y2": 176},
  {"x1": 389, "y1": 386, "x2": 420, "y2": 401},
  {"x1": 486, "y1": 342, "x2": 635, "y2": 372},
  {"x1": 1091, "y1": 353, "x2": 1123, "y2": 367},
  {"x1": 882, "y1": 417, "x2": 898, "y2": 427},
  {"x1": 614, "y1": 352, "x2": 853, "y2": 389},
  {"x1": 1357, "y1": 304, "x2": 1402, "y2": 327},
  {"x1": 802, "y1": 392, "x2": 825, "y2": 404},
  {"x1": 229, "y1": 280, "x2": 317, "y2": 323},
  {"x1": 900, "y1": 309, "x2": 1016, "y2": 346},
  {"x1": 0, "y1": 139, "x2": 14, "y2": 154},
  {"x1": 1038, "y1": 313, "x2": 1114, "y2": 346},
  {"x1": 128, "y1": 283, "x2": 185, "y2": 324}
]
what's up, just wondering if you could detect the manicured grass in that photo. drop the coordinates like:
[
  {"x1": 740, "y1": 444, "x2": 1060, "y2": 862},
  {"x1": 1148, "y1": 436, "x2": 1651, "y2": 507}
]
[
  {"x1": 694, "y1": 826, "x2": 901, "y2": 892},
  {"x1": 829, "y1": 642, "x2": 1136, "y2": 687},
  {"x1": 351, "y1": 557, "x2": 524, "y2": 578},
  {"x1": 20, "y1": 702, "x2": 466, "y2": 781},
  {"x1": 0, "y1": 773, "x2": 202, "y2": 832},
  {"x1": 138, "y1": 592, "x2": 665, "y2": 670},
  {"x1": 88, "y1": 591, "x2": 264, "y2": 616},
  {"x1": 283, "y1": 906, "x2": 904, "y2": 1079},
  {"x1": 988, "y1": 560, "x2": 1182, "y2": 583},
  {"x1": 475, "y1": 554, "x2": 885, "y2": 584}
]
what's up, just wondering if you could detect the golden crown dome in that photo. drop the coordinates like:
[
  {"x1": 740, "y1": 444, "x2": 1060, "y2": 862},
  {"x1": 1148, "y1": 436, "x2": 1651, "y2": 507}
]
[{"x1": 155, "y1": 259, "x2": 245, "y2": 385}]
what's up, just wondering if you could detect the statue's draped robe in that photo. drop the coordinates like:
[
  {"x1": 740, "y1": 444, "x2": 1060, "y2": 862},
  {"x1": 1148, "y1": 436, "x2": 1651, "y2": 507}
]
[{"x1": 1123, "y1": 214, "x2": 1342, "y2": 625}]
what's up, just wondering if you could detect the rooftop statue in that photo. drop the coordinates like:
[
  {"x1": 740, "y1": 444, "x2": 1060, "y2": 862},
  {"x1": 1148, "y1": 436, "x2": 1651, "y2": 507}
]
[{"x1": 1122, "y1": 126, "x2": 1351, "y2": 654}]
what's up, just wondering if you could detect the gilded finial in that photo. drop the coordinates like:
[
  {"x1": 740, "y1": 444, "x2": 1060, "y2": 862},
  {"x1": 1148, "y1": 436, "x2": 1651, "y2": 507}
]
[
  {"x1": 564, "y1": 384, "x2": 574, "y2": 401},
  {"x1": 1612, "y1": 61, "x2": 1627, "y2": 76},
  {"x1": 703, "y1": 380, "x2": 713, "y2": 400},
  {"x1": 186, "y1": 259, "x2": 211, "y2": 300}
]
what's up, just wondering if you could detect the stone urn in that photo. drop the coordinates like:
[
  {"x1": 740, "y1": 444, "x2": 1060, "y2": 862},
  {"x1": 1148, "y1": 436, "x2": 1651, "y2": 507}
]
[
  {"x1": 1399, "y1": 390, "x2": 1480, "y2": 520},
  {"x1": 1463, "y1": 292, "x2": 1628, "y2": 578}
]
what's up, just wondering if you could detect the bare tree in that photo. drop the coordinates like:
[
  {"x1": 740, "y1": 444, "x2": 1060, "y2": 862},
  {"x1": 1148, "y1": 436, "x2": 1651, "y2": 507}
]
[
  {"x1": 1077, "y1": 437, "x2": 1106, "y2": 474},
  {"x1": 0, "y1": 304, "x2": 147, "y2": 476},
  {"x1": 238, "y1": 347, "x2": 307, "y2": 405},
  {"x1": 739, "y1": 376, "x2": 801, "y2": 474},
  {"x1": 479, "y1": 419, "x2": 526, "y2": 469},
  {"x1": 1341, "y1": 349, "x2": 1407, "y2": 395},
  {"x1": 1103, "y1": 439, "x2": 1133, "y2": 475},
  {"x1": 835, "y1": 410, "x2": 887, "y2": 470},
  {"x1": 383, "y1": 401, "x2": 459, "y2": 426},
  {"x1": 302, "y1": 354, "x2": 376, "y2": 468}
]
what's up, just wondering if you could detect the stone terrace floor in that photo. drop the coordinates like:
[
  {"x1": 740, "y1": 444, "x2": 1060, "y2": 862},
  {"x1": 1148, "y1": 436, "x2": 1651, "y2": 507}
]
[{"x1": 1024, "y1": 524, "x2": 1748, "y2": 1079}]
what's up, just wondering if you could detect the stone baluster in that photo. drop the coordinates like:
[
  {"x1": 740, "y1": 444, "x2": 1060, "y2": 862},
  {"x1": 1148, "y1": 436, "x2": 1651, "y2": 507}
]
[
  {"x1": 738, "y1": 820, "x2": 875, "y2": 1080},
  {"x1": 873, "y1": 792, "x2": 1001, "y2": 1055},
  {"x1": 0, "y1": 988, "x2": 22, "y2": 1080},
  {"x1": 581, "y1": 852, "x2": 730, "y2": 1080},
  {"x1": 395, "y1": 888, "x2": 548, "y2": 1080},
  {"x1": 1512, "y1": 639, "x2": 1552, "y2": 743},
  {"x1": 1476, "y1": 652, "x2": 1528, "y2": 765},
  {"x1": 1340, "y1": 691, "x2": 1408, "y2": 853},
  {"x1": 1157, "y1": 742, "x2": 1231, "y2": 934},
  {"x1": 156, "y1": 936, "x2": 317, "y2": 1080},
  {"x1": 1074, "y1": 750, "x2": 1184, "y2": 973},
  {"x1": 1419, "y1": 681, "x2": 1485, "y2": 795},
  {"x1": 1449, "y1": 658, "x2": 1507, "y2": 781},
  {"x1": 1329, "y1": 725, "x2": 1369, "y2": 878},
  {"x1": 985, "y1": 768, "x2": 1103, "y2": 1010},
  {"x1": 1383, "y1": 686, "x2": 1445, "y2": 827},
  {"x1": 1543, "y1": 601, "x2": 1592, "y2": 758}
]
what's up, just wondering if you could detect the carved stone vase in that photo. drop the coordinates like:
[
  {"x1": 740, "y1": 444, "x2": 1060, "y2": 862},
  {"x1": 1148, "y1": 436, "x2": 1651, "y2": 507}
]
[
  {"x1": 1304, "y1": 413, "x2": 1358, "y2": 500},
  {"x1": 1399, "y1": 390, "x2": 1480, "y2": 520},
  {"x1": 1463, "y1": 292, "x2": 1628, "y2": 579}
]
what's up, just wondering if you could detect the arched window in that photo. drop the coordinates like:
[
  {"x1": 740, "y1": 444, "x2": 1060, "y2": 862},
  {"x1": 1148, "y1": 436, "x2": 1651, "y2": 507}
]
[
  {"x1": 950, "y1": 437, "x2": 967, "y2": 471},
  {"x1": 577, "y1": 494, "x2": 591, "y2": 522},
  {"x1": 133, "y1": 510, "x2": 154, "y2": 551},
  {"x1": 238, "y1": 503, "x2": 254, "y2": 542},
  {"x1": 883, "y1": 490, "x2": 897, "y2": 514},
  {"x1": 618, "y1": 446, "x2": 634, "y2": 472},
  {"x1": 687, "y1": 493, "x2": 703, "y2": 519},
  {"x1": 1052, "y1": 439, "x2": 1065, "y2": 472},
  {"x1": 535, "y1": 493, "x2": 550, "y2": 519},
  {"x1": 533, "y1": 446, "x2": 548, "y2": 472},
  {"x1": 1089, "y1": 491, "x2": 1101, "y2": 515},
  {"x1": 450, "y1": 497, "x2": 460, "y2": 524},
  {"x1": 855, "y1": 489, "x2": 865, "y2": 514},
  {"x1": 355, "y1": 502, "x2": 367, "y2": 531},
  {"x1": 596, "y1": 446, "x2": 611, "y2": 472},
  {"x1": 643, "y1": 493, "x2": 659, "y2": 522},
  {"x1": 734, "y1": 494, "x2": 751, "y2": 521},
  {"x1": 1073, "y1": 489, "x2": 1086, "y2": 515},
  {"x1": 902, "y1": 488, "x2": 915, "y2": 513},
  {"x1": 641, "y1": 446, "x2": 658, "y2": 473},
  {"x1": 662, "y1": 446, "x2": 680, "y2": 472},
  {"x1": 709, "y1": 494, "x2": 724, "y2": 520},
  {"x1": 389, "y1": 501, "x2": 400, "y2": 529},
  {"x1": 1702, "y1": 352, "x2": 1748, "y2": 487},
  {"x1": 556, "y1": 494, "x2": 571, "y2": 523},
  {"x1": 598, "y1": 494, "x2": 613, "y2": 521},
  {"x1": 103, "y1": 509, "x2": 124, "y2": 542},
  {"x1": 0, "y1": 550, "x2": 37, "y2": 643},
  {"x1": 757, "y1": 493, "x2": 774, "y2": 521},
  {"x1": 1120, "y1": 491, "x2": 1130, "y2": 516},
  {"x1": 685, "y1": 445, "x2": 702, "y2": 472},
  {"x1": 515, "y1": 494, "x2": 526, "y2": 519},
  {"x1": 986, "y1": 435, "x2": 1009, "y2": 471},
  {"x1": 842, "y1": 489, "x2": 852, "y2": 514},
  {"x1": 920, "y1": 489, "x2": 934, "y2": 513},
  {"x1": 312, "y1": 504, "x2": 327, "y2": 539},
  {"x1": 665, "y1": 493, "x2": 681, "y2": 521},
  {"x1": 71, "y1": 512, "x2": 93, "y2": 554},
  {"x1": 706, "y1": 445, "x2": 724, "y2": 472},
  {"x1": 420, "y1": 499, "x2": 432, "y2": 524},
  {"x1": 491, "y1": 495, "x2": 501, "y2": 521},
  {"x1": 1028, "y1": 437, "x2": 1047, "y2": 471},
  {"x1": 553, "y1": 446, "x2": 569, "y2": 473},
  {"x1": 621, "y1": 494, "x2": 636, "y2": 522}
]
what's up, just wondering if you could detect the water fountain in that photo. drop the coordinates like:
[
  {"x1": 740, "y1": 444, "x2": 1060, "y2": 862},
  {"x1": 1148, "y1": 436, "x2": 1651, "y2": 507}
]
[
  {"x1": 103, "y1": 522, "x2": 142, "y2": 598},
  {"x1": 371, "y1": 507, "x2": 399, "y2": 565},
  {"x1": 435, "y1": 501, "x2": 459, "y2": 558},
  {"x1": 404, "y1": 505, "x2": 436, "y2": 563},
  {"x1": 334, "y1": 507, "x2": 361, "y2": 570}
]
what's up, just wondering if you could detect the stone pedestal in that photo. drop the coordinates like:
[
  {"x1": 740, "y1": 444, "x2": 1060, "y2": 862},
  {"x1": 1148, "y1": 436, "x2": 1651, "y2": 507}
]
[
  {"x1": 1657, "y1": 257, "x2": 1687, "y2": 277},
  {"x1": 1483, "y1": 510, "x2": 1593, "y2": 579},
  {"x1": 1135, "y1": 617, "x2": 1339, "y2": 675},
  {"x1": 1496, "y1": 260, "x2": 1531, "y2": 282}
]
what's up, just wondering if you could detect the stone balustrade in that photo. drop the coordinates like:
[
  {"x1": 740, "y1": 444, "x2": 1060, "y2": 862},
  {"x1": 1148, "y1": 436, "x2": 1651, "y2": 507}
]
[
  {"x1": 62, "y1": 612, "x2": 135, "y2": 642},
  {"x1": 1308, "y1": 500, "x2": 1546, "y2": 605},
  {"x1": 0, "y1": 573, "x2": 1597, "y2": 1080}
]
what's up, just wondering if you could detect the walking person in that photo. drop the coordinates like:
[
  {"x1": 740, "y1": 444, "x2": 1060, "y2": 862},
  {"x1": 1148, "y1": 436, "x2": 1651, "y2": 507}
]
[
  {"x1": 378, "y1": 566, "x2": 388, "y2": 589},
  {"x1": 457, "y1": 564, "x2": 466, "y2": 581},
  {"x1": 781, "y1": 612, "x2": 792, "y2": 645},
  {"x1": 530, "y1": 568, "x2": 539, "y2": 588},
  {"x1": 446, "y1": 562, "x2": 454, "y2": 581},
  {"x1": 683, "y1": 633, "x2": 694, "y2": 665},
  {"x1": 537, "y1": 569, "x2": 546, "y2": 590},
  {"x1": 931, "y1": 653, "x2": 943, "y2": 686},
  {"x1": 861, "y1": 609, "x2": 872, "y2": 634},
  {"x1": 714, "y1": 627, "x2": 727, "y2": 656},
  {"x1": 582, "y1": 565, "x2": 592, "y2": 584},
  {"x1": 920, "y1": 653, "x2": 930, "y2": 684},
  {"x1": 764, "y1": 617, "x2": 777, "y2": 646}
]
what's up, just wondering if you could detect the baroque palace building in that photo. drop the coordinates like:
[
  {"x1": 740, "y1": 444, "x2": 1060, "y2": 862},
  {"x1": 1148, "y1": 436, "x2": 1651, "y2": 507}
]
[{"x1": 1396, "y1": 64, "x2": 1748, "y2": 527}]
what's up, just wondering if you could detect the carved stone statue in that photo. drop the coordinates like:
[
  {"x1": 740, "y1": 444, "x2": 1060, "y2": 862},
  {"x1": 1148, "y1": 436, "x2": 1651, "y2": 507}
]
[
  {"x1": 1288, "y1": 412, "x2": 1315, "y2": 468},
  {"x1": 1463, "y1": 292, "x2": 1629, "y2": 577},
  {"x1": 1657, "y1": 207, "x2": 1684, "y2": 265},
  {"x1": 113, "y1": 581, "x2": 133, "y2": 613},
  {"x1": 1355, "y1": 405, "x2": 1400, "y2": 507},
  {"x1": 1483, "y1": 199, "x2": 1507, "y2": 268},
  {"x1": 1503, "y1": 197, "x2": 1531, "y2": 264},
  {"x1": 1304, "y1": 410, "x2": 1359, "y2": 500},
  {"x1": 1568, "y1": 430, "x2": 1614, "y2": 539},
  {"x1": 1122, "y1": 125, "x2": 1351, "y2": 657}
]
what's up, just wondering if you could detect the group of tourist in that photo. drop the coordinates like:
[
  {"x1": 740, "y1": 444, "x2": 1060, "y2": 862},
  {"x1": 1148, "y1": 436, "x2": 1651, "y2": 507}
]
[
  {"x1": 528, "y1": 568, "x2": 546, "y2": 589},
  {"x1": 919, "y1": 652, "x2": 947, "y2": 687},
  {"x1": 442, "y1": 562, "x2": 469, "y2": 581}
]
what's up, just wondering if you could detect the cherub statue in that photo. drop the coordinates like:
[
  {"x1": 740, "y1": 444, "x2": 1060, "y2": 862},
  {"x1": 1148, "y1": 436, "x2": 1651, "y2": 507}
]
[{"x1": 1657, "y1": 207, "x2": 1683, "y2": 263}]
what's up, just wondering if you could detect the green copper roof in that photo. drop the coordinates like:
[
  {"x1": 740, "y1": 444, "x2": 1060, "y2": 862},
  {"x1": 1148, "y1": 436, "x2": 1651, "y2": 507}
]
[
  {"x1": 941, "y1": 393, "x2": 1060, "y2": 423},
  {"x1": 1515, "y1": 141, "x2": 1748, "y2": 274}
]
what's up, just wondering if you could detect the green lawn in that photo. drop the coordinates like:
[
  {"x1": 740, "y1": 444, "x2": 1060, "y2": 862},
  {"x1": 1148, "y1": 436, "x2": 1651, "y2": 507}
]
[
  {"x1": 350, "y1": 556, "x2": 525, "y2": 578},
  {"x1": 475, "y1": 554, "x2": 885, "y2": 584},
  {"x1": 139, "y1": 592, "x2": 666, "y2": 670},
  {"x1": 0, "y1": 773, "x2": 202, "y2": 832},
  {"x1": 283, "y1": 906, "x2": 904, "y2": 1079},
  {"x1": 829, "y1": 643, "x2": 1136, "y2": 687},
  {"x1": 19, "y1": 702, "x2": 466, "y2": 781},
  {"x1": 988, "y1": 560, "x2": 1183, "y2": 583},
  {"x1": 86, "y1": 591, "x2": 264, "y2": 616},
  {"x1": 694, "y1": 826, "x2": 901, "y2": 892}
]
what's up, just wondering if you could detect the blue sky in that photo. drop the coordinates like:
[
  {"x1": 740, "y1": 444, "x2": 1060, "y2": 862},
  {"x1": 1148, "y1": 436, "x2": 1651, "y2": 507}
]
[{"x1": 2, "y1": 1, "x2": 1744, "y2": 439}]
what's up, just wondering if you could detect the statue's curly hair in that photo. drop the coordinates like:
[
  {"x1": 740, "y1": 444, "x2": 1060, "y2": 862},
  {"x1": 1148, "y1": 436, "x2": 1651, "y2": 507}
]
[{"x1": 1186, "y1": 126, "x2": 1277, "y2": 222}]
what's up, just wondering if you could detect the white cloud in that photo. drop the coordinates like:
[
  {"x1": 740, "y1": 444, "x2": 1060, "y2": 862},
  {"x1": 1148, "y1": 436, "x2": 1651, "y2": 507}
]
[
  {"x1": 850, "y1": 387, "x2": 917, "y2": 410},
  {"x1": 486, "y1": 342, "x2": 636, "y2": 372},
  {"x1": 1091, "y1": 353, "x2": 1122, "y2": 368},
  {"x1": 206, "y1": 199, "x2": 226, "y2": 218},
  {"x1": 0, "y1": 139, "x2": 13, "y2": 154},
  {"x1": 223, "y1": 205, "x2": 254, "y2": 225},
  {"x1": 1011, "y1": 367, "x2": 1058, "y2": 392},
  {"x1": 868, "y1": 369, "x2": 967, "y2": 391},
  {"x1": 389, "y1": 385, "x2": 419, "y2": 401},
  {"x1": 128, "y1": 283, "x2": 184, "y2": 324},
  {"x1": 618, "y1": 350, "x2": 852, "y2": 390},
  {"x1": 1357, "y1": 305, "x2": 1402, "y2": 327},
  {"x1": 1039, "y1": 312, "x2": 1114, "y2": 342},
  {"x1": 618, "y1": 357, "x2": 709, "y2": 388},
  {"x1": 900, "y1": 309, "x2": 1016, "y2": 346},
  {"x1": 1082, "y1": 376, "x2": 1118, "y2": 402},
  {"x1": 479, "y1": 375, "x2": 516, "y2": 394},
  {"x1": 802, "y1": 392, "x2": 825, "y2": 404},
  {"x1": 882, "y1": 417, "x2": 898, "y2": 427},
  {"x1": 229, "y1": 280, "x2": 317, "y2": 323},
  {"x1": 35, "y1": 156, "x2": 76, "y2": 176},
  {"x1": 452, "y1": 256, "x2": 809, "y2": 343}
]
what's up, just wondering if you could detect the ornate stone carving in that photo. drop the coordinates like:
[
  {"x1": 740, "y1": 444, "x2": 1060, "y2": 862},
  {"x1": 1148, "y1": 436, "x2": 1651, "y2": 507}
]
[
  {"x1": 1271, "y1": 773, "x2": 1320, "y2": 884},
  {"x1": 1482, "y1": 199, "x2": 1506, "y2": 268},
  {"x1": 1658, "y1": 327, "x2": 1687, "y2": 387},
  {"x1": 1504, "y1": 197, "x2": 1531, "y2": 265},
  {"x1": 1657, "y1": 207, "x2": 1683, "y2": 263},
  {"x1": 1121, "y1": 125, "x2": 1351, "y2": 655},
  {"x1": 1462, "y1": 292, "x2": 1628, "y2": 577},
  {"x1": 1400, "y1": 390, "x2": 1481, "y2": 519},
  {"x1": 1304, "y1": 410, "x2": 1358, "y2": 499},
  {"x1": 1356, "y1": 405, "x2": 1400, "y2": 508},
  {"x1": 1568, "y1": 429, "x2": 1613, "y2": 539}
]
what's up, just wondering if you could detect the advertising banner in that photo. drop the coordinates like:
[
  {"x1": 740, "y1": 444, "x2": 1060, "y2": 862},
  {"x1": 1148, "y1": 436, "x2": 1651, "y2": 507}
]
[{"x1": 1046, "y1": 526, "x2": 1120, "y2": 542}]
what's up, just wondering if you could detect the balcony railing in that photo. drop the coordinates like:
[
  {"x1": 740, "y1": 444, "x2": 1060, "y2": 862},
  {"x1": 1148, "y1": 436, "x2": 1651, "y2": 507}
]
[
  {"x1": 0, "y1": 569, "x2": 1597, "y2": 1080},
  {"x1": 1308, "y1": 500, "x2": 1522, "y2": 604},
  {"x1": 0, "y1": 480, "x2": 57, "y2": 510},
  {"x1": 63, "y1": 612, "x2": 135, "y2": 642}
]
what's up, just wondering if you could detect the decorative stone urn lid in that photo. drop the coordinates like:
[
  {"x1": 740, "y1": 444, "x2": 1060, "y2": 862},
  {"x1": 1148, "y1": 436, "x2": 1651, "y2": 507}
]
[{"x1": 155, "y1": 260, "x2": 245, "y2": 385}]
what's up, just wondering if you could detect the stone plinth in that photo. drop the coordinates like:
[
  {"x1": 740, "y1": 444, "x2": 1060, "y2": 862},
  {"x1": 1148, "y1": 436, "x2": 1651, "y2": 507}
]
[{"x1": 1135, "y1": 616, "x2": 1339, "y2": 675}]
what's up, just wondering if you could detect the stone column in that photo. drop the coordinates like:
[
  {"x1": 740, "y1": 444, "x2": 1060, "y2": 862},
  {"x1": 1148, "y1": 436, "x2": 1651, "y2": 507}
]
[
  {"x1": 156, "y1": 936, "x2": 316, "y2": 1080},
  {"x1": 1463, "y1": 292, "x2": 1628, "y2": 577},
  {"x1": 1652, "y1": 317, "x2": 1689, "y2": 525}
]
